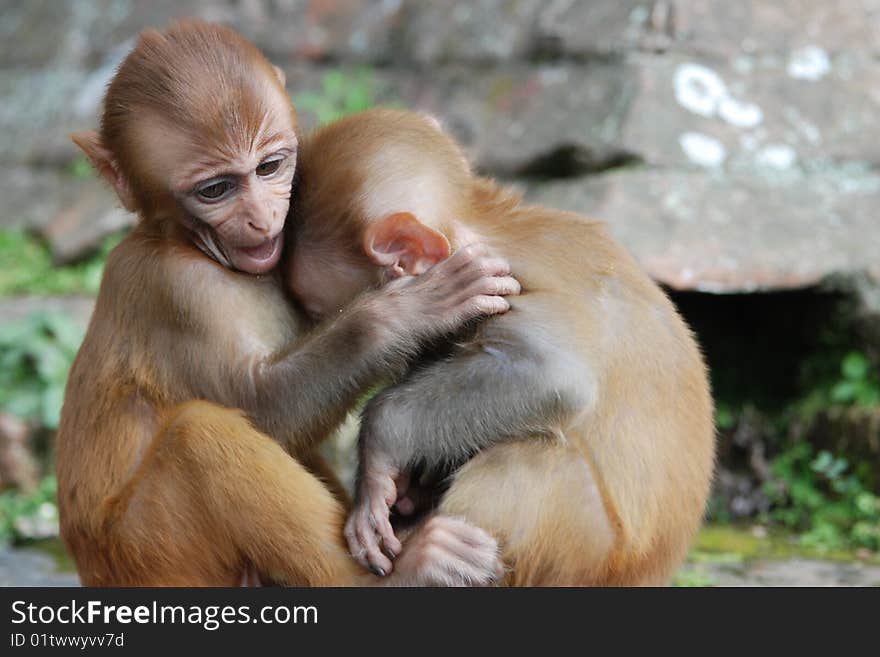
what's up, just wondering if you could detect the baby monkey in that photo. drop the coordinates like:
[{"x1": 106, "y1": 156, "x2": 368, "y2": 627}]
[{"x1": 287, "y1": 109, "x2": 715, "y2": 585}]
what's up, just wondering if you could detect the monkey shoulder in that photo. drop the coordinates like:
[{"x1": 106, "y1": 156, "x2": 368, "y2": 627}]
[{"x1": 99, "y1": 233, "x2": 296, "y2": 353}]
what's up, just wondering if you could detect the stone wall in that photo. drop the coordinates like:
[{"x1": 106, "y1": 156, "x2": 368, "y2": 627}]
[{"x1": 2, "y1": 0, "x2": 879, "y2": 301}]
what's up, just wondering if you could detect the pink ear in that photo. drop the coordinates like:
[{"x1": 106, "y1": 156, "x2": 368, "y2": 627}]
[
  {"x1": 363, "y1": 212, "x2": 451, "y2": 275},
  {"x1": 70, "y1": 130, "x2": 136, "y2": 211}
]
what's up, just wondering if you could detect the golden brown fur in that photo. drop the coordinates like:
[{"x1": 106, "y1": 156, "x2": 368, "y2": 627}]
[
  {"x1": 58, "y1": 23, "x2": 509, "y2": 587},
  {"x1": 290, "y1": 108, "x2": 717, "y2": 586}
]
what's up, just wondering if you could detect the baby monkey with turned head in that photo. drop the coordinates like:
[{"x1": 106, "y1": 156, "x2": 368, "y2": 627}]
[{"x1": 287, "y1": 109, "x2": 716, "y2": 585}]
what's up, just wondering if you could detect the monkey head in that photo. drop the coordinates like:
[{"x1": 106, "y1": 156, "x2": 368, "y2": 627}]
[
  {"x1": 71, "y1": 20, "x2": 297, "y2": 275},
  {"x1": 287, "y1": 109, "x2": 480, "y2": 318}
]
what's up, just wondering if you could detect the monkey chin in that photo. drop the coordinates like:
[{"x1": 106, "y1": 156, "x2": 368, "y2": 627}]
[{"x1": 230, "y1": 233, "x2": 283, "y2": 275}]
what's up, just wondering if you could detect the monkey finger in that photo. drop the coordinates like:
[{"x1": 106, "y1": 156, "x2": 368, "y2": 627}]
[
  {"x1": 442, "y1": 243, "x2": 489, "y2": 274},
  {"x1": 462, "y1": 275, "x2": 521, "y2": 300},
  {"x1": 357, "y1": 517, "x2": 394, "y2": 575},
  {"x1": 344, "y1": 517, "x2": 369, "y2": 569},
  {"x1": 430, "y1": 519, "x2": 502, "y2": 580},
  {"x1": 431, "y1": 548, "x2": 500, "y2": 587},
  {"x1": 465, "y1": 295, "x2": 511, "y2": 318},
  {"x1": 371, "y1": 504, "x2": 402, "y2": 557},
  {"x1": 459, "y1": 256, "x2": 513, "y2": 282}
]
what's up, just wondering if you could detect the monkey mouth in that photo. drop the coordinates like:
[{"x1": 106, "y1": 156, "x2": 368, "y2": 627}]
[{"x1": 232, "y1": 234, "x2": 283, "y2": 274}]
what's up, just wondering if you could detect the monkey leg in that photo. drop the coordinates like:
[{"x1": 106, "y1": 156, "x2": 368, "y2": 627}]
[
  {"x1": 97, "y1": 400, "x2": 359, "y2": 586},
  {"x1": 437, "y1": 439, "x2": 619, "y2": 586}
]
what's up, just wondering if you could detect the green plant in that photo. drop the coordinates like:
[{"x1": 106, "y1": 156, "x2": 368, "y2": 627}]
[
  {"x1": 0, "y1": 229, "x2": 121, "y2": 296},
  {"x1": 295, "y1": 69, "x2": 377, "y2": 125},
  {"x1": 829, "y1": 351, "x2": 880, "y2": 406},
  {"x1": 764, "y1": 442, "x2": 880, "y2": 552},
  {"x1": 0, "y1": 475, "x2": 59, "y2": 543},
  {"x1": 0, "y1": 313, "x2": 84, "y2": 429}
]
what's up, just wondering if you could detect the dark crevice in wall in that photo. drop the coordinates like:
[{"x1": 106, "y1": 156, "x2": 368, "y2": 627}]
[
  {"x1": 668, "y1": 287, "x2": 855, "y2": 412},
  {"x1": 491, "y1": 144, "x2": 643, "y2": 180}
]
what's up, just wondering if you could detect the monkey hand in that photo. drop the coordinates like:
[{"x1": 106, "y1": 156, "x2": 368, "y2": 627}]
[
  {"x1": 384, "y1": 243, "x2": 520, "y2": 341},
  {"x1": 384, "y1": 515, "x2": 503, "y2": 587},
  {"x1": 345, "y1": 456, "x2": 401, "y2": 576}
]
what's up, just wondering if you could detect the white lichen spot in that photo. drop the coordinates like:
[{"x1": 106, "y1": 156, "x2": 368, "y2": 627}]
[
  {"x1": 675, "y1": 62, "x2": 763, "y2": 129},
  {"x1": 787, "y1": 46, "x2": 831, "y2": 81},
  {"x1": 718, "y1": 96, "x2": 763, "y2": 128},
  {"x1": 674, "y1": 63, "x2": 727, "y2": 117},
  {"x1": 756, "y1": 144, "x2": 797, "y2": 169},
  {"x1": 679, "y1": 132, "x2": 727, "y2": 168}
]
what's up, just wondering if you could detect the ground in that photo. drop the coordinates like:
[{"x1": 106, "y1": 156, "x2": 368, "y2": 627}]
[{"x1": 3, "y1": 527, "x2": 878, "y2": 587}]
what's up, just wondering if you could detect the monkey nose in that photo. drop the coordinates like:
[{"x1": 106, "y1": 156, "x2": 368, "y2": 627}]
[{"x1": 247, "y1": 219, "x2": 272, "y2": 235}]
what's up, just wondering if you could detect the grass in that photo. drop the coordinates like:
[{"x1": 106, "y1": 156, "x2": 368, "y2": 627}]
[{"x1": 0, "y1": 229, "x2": 120, "y2": 296}]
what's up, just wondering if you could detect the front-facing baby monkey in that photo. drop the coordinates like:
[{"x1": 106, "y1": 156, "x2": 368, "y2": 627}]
[{"x1": 287, "y1": 109, "x2": 716, "y2": 585}]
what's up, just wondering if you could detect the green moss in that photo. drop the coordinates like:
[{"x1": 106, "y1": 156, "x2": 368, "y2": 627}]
[
  {"x1": 692, "y1": 524, "x2": 880, "y2": 564},
  {"x1": 0, "y1": 229, "x2": 121, "y2": 296}
]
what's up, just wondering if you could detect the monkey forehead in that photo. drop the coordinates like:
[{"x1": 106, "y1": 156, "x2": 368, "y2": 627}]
[
  {"x1": 129, "y1": 101, "x2": 297, "y2": 192},
  {"x1": 187, "y1": 74, "x2": 295, "y2": 145}
]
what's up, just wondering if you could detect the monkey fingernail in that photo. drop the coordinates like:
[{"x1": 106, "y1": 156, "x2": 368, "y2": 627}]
[{"x1": 371, "y1": 566, "x2": 386, "y2": 577}]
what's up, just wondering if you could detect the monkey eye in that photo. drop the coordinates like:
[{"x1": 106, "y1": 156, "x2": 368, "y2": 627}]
[
  {"x1": 256, "y1": 155, "x2": 284, "y2": 177},
  {"x1": 196, "y1": 179, "x2": 234, "y2": 201}
]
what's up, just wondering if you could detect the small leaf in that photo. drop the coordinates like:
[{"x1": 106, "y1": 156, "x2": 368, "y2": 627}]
[
  {"x1": 841, "y1": 351, "x2": 869, "y2": 381},
  {"x1": 811, "y1": 450, "x2": 833, "y2": 474},
  {"x1": 830, "y1": 381, "x2": 857, "y2": 403}
]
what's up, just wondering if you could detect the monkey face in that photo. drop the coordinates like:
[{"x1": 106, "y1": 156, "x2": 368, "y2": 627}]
[
  {"x1": 132, "y1": 81, "x2": 298, "y2": 276},
  {"x1": 177, "y1": 141, "x2": 297, "y2": 275}
]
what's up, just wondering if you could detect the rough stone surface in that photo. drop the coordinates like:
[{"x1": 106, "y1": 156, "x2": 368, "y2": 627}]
[
  {"x1": 620, "y1": 53, "x2": 880, "y2": 170},
  {"x1": 2, "y1": 541, "x2": 878, "y2": 587},
  {"x1": 668, "y1": 1, "x2": 880, "y2": 58},
  {"x1": 527, "y1": 168, "x2": 880, "y2": 292},
  {"x1": 1, "y1": 0, "x2": 879, "y2": 287},
  {"x1": 680, "y1": 558, "x2": 880, "y2": 587},
  {"x1": 366, "y1": 63, "x2": 635, "y2": 174},
  {"x1": 0, "y1": 546, "x2": 79, "y2": 587}
]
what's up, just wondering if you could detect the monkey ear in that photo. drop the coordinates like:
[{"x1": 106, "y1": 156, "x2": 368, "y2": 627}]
[
  {"x1": 70, "y1": 131, "x2": 136, "y2": 212},
  {"x1": 272, "y1": 65, "x2": 286, "y2": 88},
  {"x1": 363, "y1": 212, "x2": 451, "y2": 276}
]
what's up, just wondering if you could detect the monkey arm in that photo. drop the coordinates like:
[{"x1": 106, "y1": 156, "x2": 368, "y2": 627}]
[
  {"x1": 357, "y1": 325, "x2": 589, "y2": 475},
  {"x1": 247, "y1": 296, "x2": 421, "y2": 452},
  {"x1": 345, "y1": 323, "x2": 588, "y2": 572},
  {"x1": 158, "y1": 240, "x2": 517, "y2": 454}
]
